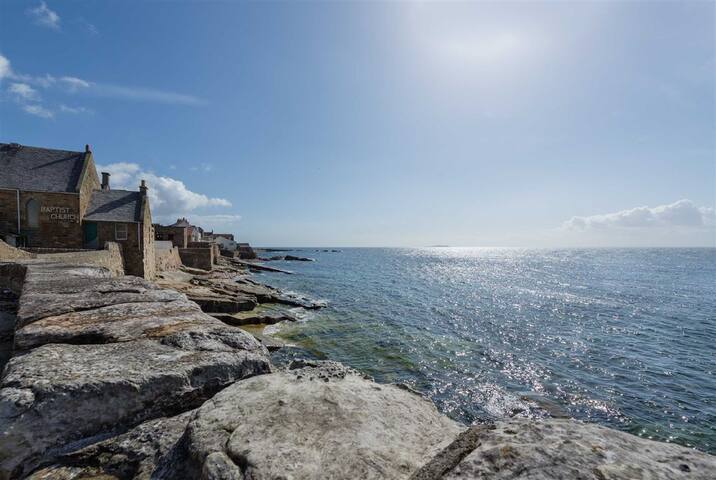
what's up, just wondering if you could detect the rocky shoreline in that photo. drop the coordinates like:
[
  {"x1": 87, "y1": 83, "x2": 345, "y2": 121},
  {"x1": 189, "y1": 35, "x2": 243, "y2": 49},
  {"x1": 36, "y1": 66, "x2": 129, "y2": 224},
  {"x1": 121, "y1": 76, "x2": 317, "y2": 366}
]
[{"x1": 0, "y1": 257, "x2": 714, "y2": 479}]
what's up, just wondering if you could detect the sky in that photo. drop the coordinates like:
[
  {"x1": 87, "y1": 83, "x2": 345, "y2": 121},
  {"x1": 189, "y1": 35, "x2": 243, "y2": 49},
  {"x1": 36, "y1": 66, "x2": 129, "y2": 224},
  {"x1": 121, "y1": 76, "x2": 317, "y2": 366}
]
[{"x1": 0, "y1": 1, "x2": 714, "y2": 247}]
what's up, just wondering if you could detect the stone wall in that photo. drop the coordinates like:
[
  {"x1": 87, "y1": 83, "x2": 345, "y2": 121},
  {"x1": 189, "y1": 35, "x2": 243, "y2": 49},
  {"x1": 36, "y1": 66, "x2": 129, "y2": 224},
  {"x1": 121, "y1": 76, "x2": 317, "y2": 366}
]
[
  {"x1": 95, "y1": 222, "x2": 144, "y2": 277},
  {"x1": 77, "y1": 153, "x2": 100, "y2": 219},
  {"x1": 40, "y1": 242, "x2": 125, "y2": 277},
  {"x1": 155, "y1": 245, "x2": 182, "y2": 272},
  {"x1": 140, "y1": 198, "x2": 156, "y2": 281},
  {"x1": 178, "y1": 247, "x2": 213, "y2": 271},
  {"x1": 0, "y1": 190, "x2": 83, "y2": 248},
  {"x1": 0, "y1": 239, "x2": 34, "y2": 260},
  {"x1": 155, "y1": 225, "x2": 189, "y2": 248}
]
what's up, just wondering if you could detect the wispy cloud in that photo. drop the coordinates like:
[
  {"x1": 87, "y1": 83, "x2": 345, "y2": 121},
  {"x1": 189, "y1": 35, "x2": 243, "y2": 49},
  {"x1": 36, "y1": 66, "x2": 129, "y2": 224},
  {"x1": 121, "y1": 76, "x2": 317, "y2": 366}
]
[
  {"x1": 9, "y1": 83, "x2": 39, "y2": 101},
  {"x1": 59, "y1": 104, "x2": 92, "y2": 114},
  {"x1": 23, "y1": 104, "x2": 54, "y2": 118},
  {"x1": 92, "y1": 84, "x2": 206, "y2": 106},
  {"x1": 27, "y1": 2, "x2": 60, "y2": 30},
  {"x1": 0, "y1": 55, "x2": 10, "y2": 80},
  {"x1": 1, "y1": 53, "x2": 206, "y2": 119},
  {"x1": 60, "y1": 76, "x2": 91, "y2": 91},
  {"x1": 76, "y1": 17, "x2": 98, "y2": 35},
  {"x1": 563, "y1": 200, "x2": 715, "y2": 230}
]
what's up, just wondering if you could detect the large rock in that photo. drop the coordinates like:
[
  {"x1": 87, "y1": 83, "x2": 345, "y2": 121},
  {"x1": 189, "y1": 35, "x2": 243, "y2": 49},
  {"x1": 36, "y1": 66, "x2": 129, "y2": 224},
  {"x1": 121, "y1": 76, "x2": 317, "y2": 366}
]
[
  {"x1": 27, "y1": 410, "x2": 195, "y2": 480},
  {"x1": 0, "y1": 331, "x2": 270, "y2": 478},
  {"x1": 15, "y1": 298, "x2": 209, "y2": 350},
  {"x1": 0, "y1": 261, "x2": 273, "y2": 479},
  {"x1": 412, "y1": 420, "x2": 716, "y2": 479},
  {"x1": 17, "y1": 267, "x2": 184, "y2": 329},
  {"x1": 170, "y1": 360, "x2": 462, "y2": 479}
]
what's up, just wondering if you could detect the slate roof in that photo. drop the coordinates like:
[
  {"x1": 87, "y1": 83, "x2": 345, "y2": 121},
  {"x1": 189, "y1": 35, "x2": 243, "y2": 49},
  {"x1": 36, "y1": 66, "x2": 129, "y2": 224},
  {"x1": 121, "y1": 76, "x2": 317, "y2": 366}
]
[
  {"x1": 169, "y1": 218, "x2": 192, "y2": 227},
  {"x1": 0, "y1": 143, "x2": 88, "y2": 193},
  {"x1": 84, "y1": 190, "x2": 144, "y2": 223}
]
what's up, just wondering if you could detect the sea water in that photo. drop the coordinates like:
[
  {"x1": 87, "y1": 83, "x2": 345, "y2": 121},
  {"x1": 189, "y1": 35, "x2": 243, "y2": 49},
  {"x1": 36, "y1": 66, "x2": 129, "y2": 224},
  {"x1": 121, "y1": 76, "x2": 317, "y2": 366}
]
[{"x1": 259, "y1": 248, "x2": 715, "y2": 453}]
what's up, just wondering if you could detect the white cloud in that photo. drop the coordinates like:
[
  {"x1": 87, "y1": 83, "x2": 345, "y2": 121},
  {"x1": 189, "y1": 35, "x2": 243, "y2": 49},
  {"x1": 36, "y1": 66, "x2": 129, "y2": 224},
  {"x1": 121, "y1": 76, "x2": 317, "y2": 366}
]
[
  {"x1": 2, "y1": 53, "x2": 205, "y2": 118},
  {"x1": 92, "y1": 84, "x2": 206, "y2": 106},
  {"x1": 0, "y1": 54, "x2": 10, "y2": 80},
  {"x1": 96, "y1": 163, "x2": 235, "y2": 224},
  {"x1": 27, "y1": 2, "x2": 60, "y2": 30},
  {"x1": 563, "y1": 199, "x2": 716, "y2": 230},
  {"x1": 59, "y1": 104, "x2": 92, "y2": 114},
  {"x1": 77, "y1": 17, "x2": 98, "y2": 35},
  {"x1": 60, "y1": 76, "x2": 91, "y2": 91},
  {"x1": 9, "y1": 83, "x2": 39, "y2": 101},
  {"x1": 22, "y1": 104, "x2": 54, "y2": 118}
]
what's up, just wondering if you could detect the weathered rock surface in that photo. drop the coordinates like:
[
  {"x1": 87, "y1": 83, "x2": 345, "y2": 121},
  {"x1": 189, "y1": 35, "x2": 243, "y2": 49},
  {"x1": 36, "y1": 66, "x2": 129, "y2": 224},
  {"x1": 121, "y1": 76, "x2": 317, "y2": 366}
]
[
  {"x1": 27, "y1": 410, "x2": 195, "y2": 480},
  {"x1": 209, "y1": 310, "x2": 296, "y2": 326},
  {"x1": 189, "y1": 294, "x2": 257, "y2": 313},
  {"x1": 17, "y1": 268, "x2": 184, "y2": 329},
  {"x1": 14, "y1": 298, "x2": 209, "y2": 350},
  {"x1": 168, "y1": 360, "x2": 462, "y2": 479},
  {"x1": 0, "y1": 261, "x2": 272, "y2": 479},
  {"x1": 412, "y1": 420, "x2": 716, "y2": 480}
]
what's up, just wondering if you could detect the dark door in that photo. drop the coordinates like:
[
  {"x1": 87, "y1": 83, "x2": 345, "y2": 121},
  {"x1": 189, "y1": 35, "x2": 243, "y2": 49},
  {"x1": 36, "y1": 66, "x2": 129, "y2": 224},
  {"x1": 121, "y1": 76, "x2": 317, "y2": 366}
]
[{"x1": 83, "y1": 222, "x2": 98, "y2": 248}]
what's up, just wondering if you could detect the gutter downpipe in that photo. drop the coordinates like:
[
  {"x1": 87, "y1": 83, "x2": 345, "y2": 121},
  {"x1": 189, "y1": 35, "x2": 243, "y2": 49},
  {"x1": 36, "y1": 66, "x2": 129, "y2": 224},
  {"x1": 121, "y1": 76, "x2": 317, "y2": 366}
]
[{"x1": 16, "y1": 189, "x2": 21, "y2": 234}]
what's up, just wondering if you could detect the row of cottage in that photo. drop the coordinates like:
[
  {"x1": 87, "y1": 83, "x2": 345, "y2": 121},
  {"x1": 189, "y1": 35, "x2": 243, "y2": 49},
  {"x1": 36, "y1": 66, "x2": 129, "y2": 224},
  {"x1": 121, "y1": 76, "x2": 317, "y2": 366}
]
[{"x1": 0, "y1": 142, "x2": 254, "y2": 279}]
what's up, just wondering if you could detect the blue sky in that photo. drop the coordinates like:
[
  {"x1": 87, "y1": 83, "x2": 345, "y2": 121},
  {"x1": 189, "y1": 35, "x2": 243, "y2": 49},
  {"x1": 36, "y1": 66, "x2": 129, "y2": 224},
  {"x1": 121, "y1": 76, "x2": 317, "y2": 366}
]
[{"x1": 1, "y1": 1, "x2": 714, "y2": 247}]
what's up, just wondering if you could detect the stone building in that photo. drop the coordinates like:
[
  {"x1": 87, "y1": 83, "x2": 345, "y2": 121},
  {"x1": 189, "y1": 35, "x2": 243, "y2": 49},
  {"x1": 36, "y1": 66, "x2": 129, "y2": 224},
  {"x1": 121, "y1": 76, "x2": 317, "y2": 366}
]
[
  {"x1": 154, "y1": 223, "x2": 190, "y2": 248},
  {"x1": 0, "y1": 142, "x2": 155, "y2": 279},
  {"x1": 169, "y1": 217, "x2": 203, "y2": 242}
]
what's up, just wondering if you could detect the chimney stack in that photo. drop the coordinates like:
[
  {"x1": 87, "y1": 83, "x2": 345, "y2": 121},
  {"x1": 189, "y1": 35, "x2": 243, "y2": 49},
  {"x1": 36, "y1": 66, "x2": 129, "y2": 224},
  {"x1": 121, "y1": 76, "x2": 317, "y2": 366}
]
[
  {"x1": 139, "y1": 179, "x2": 148, "y2": 196},
  {"x1": 85, "y1": 144, "x2": 91, "y2": 153},
  {"x1": 101, "y1": 172, "x2": 110, "y2": 191}
]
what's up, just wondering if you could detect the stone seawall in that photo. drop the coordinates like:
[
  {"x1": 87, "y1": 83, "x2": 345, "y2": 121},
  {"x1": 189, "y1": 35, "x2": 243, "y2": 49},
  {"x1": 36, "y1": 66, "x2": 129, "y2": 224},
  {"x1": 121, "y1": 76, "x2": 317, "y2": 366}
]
[
  {"x1": 178, "y1": 247, "x2": 213, "y2": 270},
  {"x1": 0, "y1": 259, "x2": 714, "y2": 479},
  {"x1": 154, "y1": 245, "x2": 182, "y2": 272}
]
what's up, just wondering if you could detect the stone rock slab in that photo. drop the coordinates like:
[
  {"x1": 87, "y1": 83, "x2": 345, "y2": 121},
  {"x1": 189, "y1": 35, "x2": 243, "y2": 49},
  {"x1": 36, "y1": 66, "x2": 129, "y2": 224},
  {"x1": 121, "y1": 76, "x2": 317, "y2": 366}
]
[
  {"x1": 414, "y1": 419, "x2": 716, "y2": 480},
  {"x1": 0, "y1": 331, "x2": 270, "y2": 479},
  {"x1": 27, "y1": 410, "x2": 196, "y2": 480},
  {"x1": 170, "y1": 360, "x2": 463, "y2": 479}
]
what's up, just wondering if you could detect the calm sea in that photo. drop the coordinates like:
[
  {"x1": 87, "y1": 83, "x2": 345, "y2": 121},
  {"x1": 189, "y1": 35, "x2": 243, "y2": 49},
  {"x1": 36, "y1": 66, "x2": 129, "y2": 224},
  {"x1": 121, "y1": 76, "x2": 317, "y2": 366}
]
[{"x1": 258, "y1": 248, "x2": 715, "y2": 453}]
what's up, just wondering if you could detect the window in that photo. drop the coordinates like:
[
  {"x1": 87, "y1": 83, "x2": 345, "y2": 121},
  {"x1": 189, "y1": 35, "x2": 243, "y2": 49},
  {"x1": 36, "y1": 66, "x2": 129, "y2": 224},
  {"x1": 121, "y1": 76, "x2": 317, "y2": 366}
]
[
  {"x1": 115, "y1": 223, "x2": 128, "y2": 240},
  {"x1": 26, "y1": 199, "x2": 40, "y2": 228}
]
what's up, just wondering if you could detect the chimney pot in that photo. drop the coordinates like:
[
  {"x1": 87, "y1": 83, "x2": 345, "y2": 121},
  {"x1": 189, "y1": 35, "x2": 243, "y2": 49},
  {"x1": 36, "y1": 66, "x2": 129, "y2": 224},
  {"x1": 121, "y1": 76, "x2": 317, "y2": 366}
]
[
  {"x1": 85, "y1": 144, "x2": 91, "y2": 153},
  {"x1": 101, "y1": 172, "x2": 110, "y2": 191},
  {"x1": 140, "y1": 179, "x2": 148, "y2": 195}
]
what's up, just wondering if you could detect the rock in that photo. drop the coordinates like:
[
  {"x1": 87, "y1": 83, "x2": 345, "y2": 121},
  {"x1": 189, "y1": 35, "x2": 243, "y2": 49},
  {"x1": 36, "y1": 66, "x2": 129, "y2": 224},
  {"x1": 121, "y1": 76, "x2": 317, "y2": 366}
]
[
  {"x1": 209, "y1": 311, "x2": 296, "y2": 327},
  {"x1": 283, "y1": 255, "x2": 313, "y2": 262},
  {"x1": 413, "y1": 419, "x2": 716, "y2": 479},
  {"x1": 167, "y1": 360, "x2": 462, "y2": 479},
  {"x1": 0, "y1": 333, "x2": 270, "y2": 478},
  {"x1": 0, "y1": 260, "x2": 273, "y2": 479},
  {"x1": 189, "y1": 294, "x2": 257, "y2": 313},
  {"x1": 27, "y1": 410, "x2": 196, "y2": 480},
  {"x1": 14, "y1": 299, "x2": 210, "y2": 350},
  {"x1": 17, "y1": 270, "x2": 184, "y2": 329}
]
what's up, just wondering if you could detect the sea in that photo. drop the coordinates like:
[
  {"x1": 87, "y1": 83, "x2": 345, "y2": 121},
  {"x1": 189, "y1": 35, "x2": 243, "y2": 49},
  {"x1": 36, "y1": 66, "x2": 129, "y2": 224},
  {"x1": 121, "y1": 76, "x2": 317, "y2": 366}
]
[{"x1": 257, "y1": 247, "x2": 716, "y2": 453}]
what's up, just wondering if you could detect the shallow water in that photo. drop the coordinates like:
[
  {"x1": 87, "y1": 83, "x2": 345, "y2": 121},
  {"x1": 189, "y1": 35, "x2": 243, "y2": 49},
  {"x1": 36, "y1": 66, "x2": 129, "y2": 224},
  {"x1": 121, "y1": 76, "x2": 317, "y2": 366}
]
[{"x1": 259, "y1": 248, "x2": 716, "y2": 453}]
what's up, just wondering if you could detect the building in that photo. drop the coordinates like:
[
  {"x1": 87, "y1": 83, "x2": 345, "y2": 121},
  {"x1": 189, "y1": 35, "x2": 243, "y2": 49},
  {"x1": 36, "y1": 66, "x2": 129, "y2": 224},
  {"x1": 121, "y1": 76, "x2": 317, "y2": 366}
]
[
  {"x1": 0, "y1": 143, "x2": 155, "y2": 279},
  {"x1": 203, "y1": 231, "x2": 236, "y2": 252},
  {"x1": 154, "y1": 223, "x2": 190, "y2": 248},
  {"x1": 168, "y1": 217, "x2": 203, "y2": 243}
]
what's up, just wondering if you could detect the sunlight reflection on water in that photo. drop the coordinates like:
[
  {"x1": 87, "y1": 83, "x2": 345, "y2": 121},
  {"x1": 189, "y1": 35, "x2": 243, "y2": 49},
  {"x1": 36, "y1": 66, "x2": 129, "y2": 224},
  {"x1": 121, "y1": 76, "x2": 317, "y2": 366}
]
[{"x1": 264, "y1": 247, "x2": 716, "y2": 453}]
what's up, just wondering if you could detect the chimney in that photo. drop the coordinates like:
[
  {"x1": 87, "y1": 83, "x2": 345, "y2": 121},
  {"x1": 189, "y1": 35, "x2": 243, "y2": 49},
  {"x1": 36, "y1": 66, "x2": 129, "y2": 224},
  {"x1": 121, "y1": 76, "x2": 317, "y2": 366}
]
[
  {"x1": 139, "y1": 179, "x2": 148, "y2": 196},
  {"x1": 85, "y1": 144, "x2": 91, "y2": 153},
  {"x1": 101, "y1": 172, "x2": 110, "y2": 191}
]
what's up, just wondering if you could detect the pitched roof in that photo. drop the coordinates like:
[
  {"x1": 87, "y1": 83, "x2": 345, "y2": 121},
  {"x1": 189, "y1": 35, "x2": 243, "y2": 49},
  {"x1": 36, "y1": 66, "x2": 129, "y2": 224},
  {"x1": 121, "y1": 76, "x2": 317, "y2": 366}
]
[
  {"x1": 169, "y1": 218, "x2": 192, "y2": 227},
  {"x1": 84, "y1": 190, "x2": 144, "y2": 223},
  {"x1": 0, "y1": 143, "x2": 89, "y2": 193}
]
